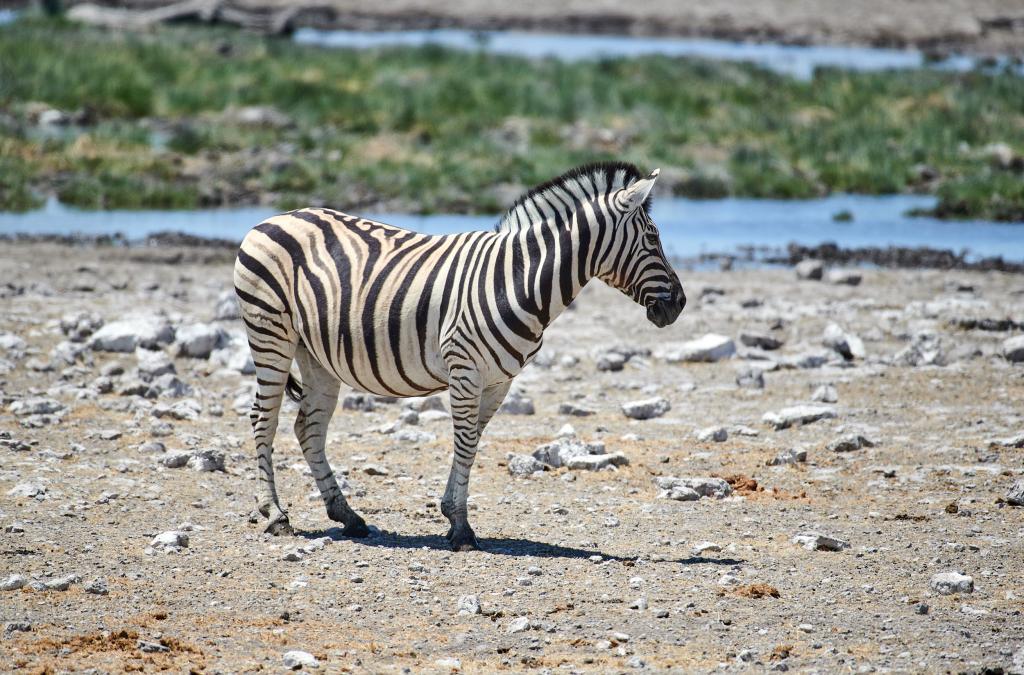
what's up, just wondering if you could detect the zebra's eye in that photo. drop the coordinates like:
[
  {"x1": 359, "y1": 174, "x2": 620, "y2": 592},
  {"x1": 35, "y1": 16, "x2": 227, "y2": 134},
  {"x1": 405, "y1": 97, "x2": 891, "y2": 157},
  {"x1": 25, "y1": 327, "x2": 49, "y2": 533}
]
[{"x1": 644, "y1": 232, "x2": 659, "y2": 247}]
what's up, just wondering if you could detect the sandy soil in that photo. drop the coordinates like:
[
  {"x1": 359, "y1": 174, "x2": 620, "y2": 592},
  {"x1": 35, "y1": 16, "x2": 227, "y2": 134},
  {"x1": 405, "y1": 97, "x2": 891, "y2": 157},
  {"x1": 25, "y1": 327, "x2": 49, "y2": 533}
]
[
  {"x1": 0, "y1": 241, "x2": 1022, "y2": 673},
  {"x1": 49, "y1": 0, "x2": 1024, "y2": 54}
]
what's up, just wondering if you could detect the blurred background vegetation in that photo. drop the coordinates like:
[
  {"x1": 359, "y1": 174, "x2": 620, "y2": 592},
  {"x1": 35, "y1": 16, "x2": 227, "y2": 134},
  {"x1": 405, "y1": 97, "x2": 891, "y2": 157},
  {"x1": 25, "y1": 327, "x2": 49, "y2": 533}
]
[{"x1": 2, "y1": 17, "x2": 1024, "y2": 219}]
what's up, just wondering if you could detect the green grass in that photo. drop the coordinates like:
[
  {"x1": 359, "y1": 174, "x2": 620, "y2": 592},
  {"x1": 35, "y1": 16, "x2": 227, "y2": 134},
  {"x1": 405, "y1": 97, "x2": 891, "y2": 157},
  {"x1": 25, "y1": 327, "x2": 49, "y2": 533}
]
[{"x1": 1, "y1": 18, "x2": 1023, "y2": 219}]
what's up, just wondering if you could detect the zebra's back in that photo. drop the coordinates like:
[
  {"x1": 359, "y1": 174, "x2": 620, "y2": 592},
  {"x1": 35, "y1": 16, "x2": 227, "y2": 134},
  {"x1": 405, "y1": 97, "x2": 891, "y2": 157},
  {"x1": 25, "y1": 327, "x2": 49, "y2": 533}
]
[{"x1": 234, "y1": 207, "x2": 488, "y2": 397}]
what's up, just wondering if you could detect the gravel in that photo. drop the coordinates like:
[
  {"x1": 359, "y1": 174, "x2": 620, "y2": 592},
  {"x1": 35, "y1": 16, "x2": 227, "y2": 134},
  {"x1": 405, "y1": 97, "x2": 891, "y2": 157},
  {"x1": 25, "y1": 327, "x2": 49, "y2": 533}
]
[{"x1": 2, "y1": 242, "x2": 1021, "y2": 673}]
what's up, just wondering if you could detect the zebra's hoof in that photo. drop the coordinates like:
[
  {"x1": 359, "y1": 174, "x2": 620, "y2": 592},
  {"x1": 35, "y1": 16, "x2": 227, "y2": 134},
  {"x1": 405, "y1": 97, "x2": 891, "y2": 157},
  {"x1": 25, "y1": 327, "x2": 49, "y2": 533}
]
[
  {"x1": 342, "y1": 516, "x2": 370, "y2": 538},
  {"x1": 264, "y1": 516, "x2": 293, "y2": 537},
  {"x1": 448, "y1": 527, "x2": 482, "y2": 552}
]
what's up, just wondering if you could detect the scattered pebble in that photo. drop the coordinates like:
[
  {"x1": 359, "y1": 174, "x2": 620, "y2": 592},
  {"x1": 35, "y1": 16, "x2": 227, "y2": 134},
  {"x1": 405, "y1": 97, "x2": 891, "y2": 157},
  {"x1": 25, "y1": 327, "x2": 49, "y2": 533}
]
[
  {"x1": 792, "y1": 531, "x2": 850, "y2": 552},
  {"x1": 763, "y1": 405, "x2": 836, "y2": 430},
  {"x1": 283, "y1": 650, "x2": 320, "y2": 669},
  {"x1": 621, "y1": 397, "x2": 671, "y2": 420},
  {"x1": 930, "y1": 572, "x2": 974, "y2": 595}
]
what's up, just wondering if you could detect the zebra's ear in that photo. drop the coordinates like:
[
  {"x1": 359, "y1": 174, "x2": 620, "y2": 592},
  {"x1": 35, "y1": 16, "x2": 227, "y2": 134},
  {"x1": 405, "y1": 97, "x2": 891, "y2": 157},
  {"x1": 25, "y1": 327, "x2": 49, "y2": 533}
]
[{"x1": 622, "y1": 169, "x2": 659, "y2": 211}]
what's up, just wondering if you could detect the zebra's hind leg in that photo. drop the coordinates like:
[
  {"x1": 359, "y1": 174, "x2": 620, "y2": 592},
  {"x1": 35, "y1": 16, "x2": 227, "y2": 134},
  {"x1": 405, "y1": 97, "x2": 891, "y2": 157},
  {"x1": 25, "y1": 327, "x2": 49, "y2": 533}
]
[
  {"x1": 293, "y1": 345, "x2": 369, "y2": 538},
  {"x1": 247, "y1": 342, "x2": 298, "y2": 536}
]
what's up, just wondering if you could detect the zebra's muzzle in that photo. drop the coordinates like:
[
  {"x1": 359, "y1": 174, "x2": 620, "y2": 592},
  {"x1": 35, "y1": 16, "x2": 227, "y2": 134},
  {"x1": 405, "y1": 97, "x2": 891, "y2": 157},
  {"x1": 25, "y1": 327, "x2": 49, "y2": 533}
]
[{"x1": 646, "y1": 286, "x2": 686, "y2": 328}]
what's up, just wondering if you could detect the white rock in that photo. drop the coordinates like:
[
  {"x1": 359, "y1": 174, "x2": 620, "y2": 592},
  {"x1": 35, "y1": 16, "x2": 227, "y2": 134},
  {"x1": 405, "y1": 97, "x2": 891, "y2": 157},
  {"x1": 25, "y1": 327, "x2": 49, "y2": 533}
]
[
  {"x1": 826, "y1": 269, "x2": 862, "y2": 286},
  {"x1": 989, "y1": 433, "x2": 1024, "y2": 449},
  {"x1": 763, "y1": 405, "x2": 836, "y2": 430},
  {"x1": 1004, "y1": 335, "x2": 1024, "y2": 363},
  {"x1": 621, "y1": 397, "x2": 671, "y2": 420},
  {"x1": 282, "y1": 650, "x2": 321, "y2": 669},
  {"x1": 656, "y1": 334, "x2": 735, "y2": 363},
  {"x1": 735, "y1": 366, "x2": 765, "y2": 389},
  {"x1": 9, "y1": 398, "x2": 65, "y2": 417},
  {"x1": 822, "y1": 323, "x2": 865, "y2": 360},
  {"x1": 508, "y1": 454, "x2": 544, "y2": 476},
  {"x1": 894, "y1": 332, "x2": 946, "y2": 367},
  {"x1": 187, "y1": 449, "x2": 225, "y2": 472},
  {"x1": 136, "y1": 348, "x2": 175, "y2": 380},
  {"x1": 457, "y1": 594, "x2": 481, "y2": 615},
  {"x1": 413, "y1": 410, "x2": 446, "y2": 423},
  {"x1": 150, "y1": 531, "x2": 189, "y2": 550},
  {"x1": 792, "y1": 531, "x2": 849, "y2": 551},
  {"x1": 90, "y1": 315, "x2": 174, "y2": 352},
  {"x1": 6, "y1": 482, "x2": 46, "y2": 498},
  {"x1": 827, "y1": 434, "x2": 874, "y2": 452},
  {"x1": 692, "y1": 541, "x2": 722, "y2": 556},
  {"x1": 695, "y1": 426, "x2": 728, "y2": 442},
  {"x1": 152, "y1": 399, "x2": 202, "y2": 421},
  {"x1": 214, "y1": 290, "x2": 241, "y2": 321},
  {"x1": 435, "y1": 657, "x2": 461, "y2": 670},
  {"x1": 209, "y1": 331, "x2": 255, "y2": 374},
  {"x1": 533, "y1": 437, "x2": 607, "y2": 468},
  {"x1": 507, "y1": 617, "x2": 531, "y2": 634},
  {"x1": 565, "y1": 452, "x2": 629, "y2": 471},
  {"x1": 767, "y1": 448, "x2": 808, "y2": 465},
  {"x1": 405, "y1": 395, "x2": 447, "y2": 412},
  {"x1": 498, "y1": 390, "x2": 535, "y2": 415},
  {"x1": 930, "y1": 572, "x2": 974, "y2": 595},
  {"x1": 595, "y1": 351, "x2": 626, "y2": 372},
  {"x1": 1, "y1": 574, "x2": 27, "y2": 591},
  {"x1": 811, "y1": 384, "x2": 838, "y2": 403},
  {"x1": 175, "y1": 323, "x2": 225, "y2": 359},
  {"x1": 34, "y1": 574, "x2": 81, "y2": 591},
  {"x1": 654, "y1": 476, "x2": 732, "y2": 500},
  {"x1": 795, "y1": 259, "x2": 824, "y2": 280},
  {"x1": 0, "y1": 332, "x2": 26, "y2": 351},
  {"x1": 159, "y1": 452, "x2": 192, "y2": 468},
  {"x1": 1007, "y1": 480, "x2": 1024, "y2": 506},
  {"x1": 738, "y1": 331, "x2": 783, "y2": 350},
  {"x1": 392, "y1": 428, "x2": 437, "y2": 444}
]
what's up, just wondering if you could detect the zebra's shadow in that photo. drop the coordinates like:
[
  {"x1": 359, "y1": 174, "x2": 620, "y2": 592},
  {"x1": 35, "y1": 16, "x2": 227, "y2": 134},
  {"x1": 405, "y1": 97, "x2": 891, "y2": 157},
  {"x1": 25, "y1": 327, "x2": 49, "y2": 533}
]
[{"x1": 299, "y1": 527, "x2": 743, "y2": 564}]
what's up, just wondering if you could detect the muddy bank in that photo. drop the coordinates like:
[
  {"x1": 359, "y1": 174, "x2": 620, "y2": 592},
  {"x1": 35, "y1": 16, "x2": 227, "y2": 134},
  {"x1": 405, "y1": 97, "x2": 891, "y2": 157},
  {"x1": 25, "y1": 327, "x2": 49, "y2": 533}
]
[
  {"x1": 5, "y1": 231, "x2": 1024, "y2": 274},
  {"x1": 24, "y1": 0, "x2": 1024, "y2": 55},
  {"x1": 770, "y1": 242, "x2": 1024, "y2": 274}
]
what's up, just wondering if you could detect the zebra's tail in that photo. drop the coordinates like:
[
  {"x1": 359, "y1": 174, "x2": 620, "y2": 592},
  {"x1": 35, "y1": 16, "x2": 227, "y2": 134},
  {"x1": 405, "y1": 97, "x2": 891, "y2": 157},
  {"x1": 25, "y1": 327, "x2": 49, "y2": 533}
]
[{"x1": 284, "y1": 372, "x2": 303, "y2": 403}]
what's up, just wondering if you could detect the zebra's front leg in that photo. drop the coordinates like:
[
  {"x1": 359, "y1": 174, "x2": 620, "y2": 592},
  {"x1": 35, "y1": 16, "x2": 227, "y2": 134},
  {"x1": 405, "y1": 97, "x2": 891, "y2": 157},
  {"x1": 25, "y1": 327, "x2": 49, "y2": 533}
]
[
  {"x1": 441, "y1": 381, "x2": 511, "y2": 543},
  {"x1": 440, "y1": 371, "x2": 487, "y2": 552}
]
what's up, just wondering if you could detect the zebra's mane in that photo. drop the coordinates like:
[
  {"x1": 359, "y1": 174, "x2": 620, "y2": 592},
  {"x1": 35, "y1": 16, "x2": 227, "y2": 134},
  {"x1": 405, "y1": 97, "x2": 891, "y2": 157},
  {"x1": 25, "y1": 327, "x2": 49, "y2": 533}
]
[{"x1": 495, "y1": 161, "x2": 648, "y2": 232}]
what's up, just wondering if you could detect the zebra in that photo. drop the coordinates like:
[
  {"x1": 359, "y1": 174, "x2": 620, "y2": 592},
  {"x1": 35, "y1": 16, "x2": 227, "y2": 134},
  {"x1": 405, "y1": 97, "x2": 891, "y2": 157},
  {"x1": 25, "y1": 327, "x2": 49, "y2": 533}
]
[{"x1": 234, "y1": 161, "x2": 686, "y2": 551}]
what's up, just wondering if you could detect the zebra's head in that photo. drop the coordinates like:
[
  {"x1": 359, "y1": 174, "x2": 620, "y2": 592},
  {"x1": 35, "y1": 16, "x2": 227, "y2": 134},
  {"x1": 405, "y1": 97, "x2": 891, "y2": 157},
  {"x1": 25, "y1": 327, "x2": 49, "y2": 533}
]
[{"x1": 598, "y1": 168, "x2": 686, "y2": 328}]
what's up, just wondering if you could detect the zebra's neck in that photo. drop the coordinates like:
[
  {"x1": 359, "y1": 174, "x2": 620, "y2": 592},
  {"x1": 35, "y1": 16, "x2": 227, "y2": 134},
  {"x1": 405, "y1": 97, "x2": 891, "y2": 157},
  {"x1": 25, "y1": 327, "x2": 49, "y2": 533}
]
[{"x1": 500, "y1": 203, "x2": 615, "y2": 334}]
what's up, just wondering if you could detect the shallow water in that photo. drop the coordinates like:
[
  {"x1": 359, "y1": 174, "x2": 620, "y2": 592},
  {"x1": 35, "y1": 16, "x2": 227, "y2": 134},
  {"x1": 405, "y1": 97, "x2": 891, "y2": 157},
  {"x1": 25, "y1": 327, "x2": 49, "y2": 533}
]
[
  {"x1": 2, "y1": 195, "x2": 1021, "y2": 262},
  {"x1": 293, "y1": 28, "x2": 1011, "y2": 80}
]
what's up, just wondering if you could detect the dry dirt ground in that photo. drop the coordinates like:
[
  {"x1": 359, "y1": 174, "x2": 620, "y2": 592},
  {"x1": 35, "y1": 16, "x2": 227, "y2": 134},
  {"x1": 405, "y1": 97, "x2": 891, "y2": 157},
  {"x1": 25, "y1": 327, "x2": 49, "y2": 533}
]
[
  {"x1": 0, "y1": 241, "x2": 1022, "y2": 673},
  {"x1": 53, "y1": 0, "x2": 1024, "y2": 54}
]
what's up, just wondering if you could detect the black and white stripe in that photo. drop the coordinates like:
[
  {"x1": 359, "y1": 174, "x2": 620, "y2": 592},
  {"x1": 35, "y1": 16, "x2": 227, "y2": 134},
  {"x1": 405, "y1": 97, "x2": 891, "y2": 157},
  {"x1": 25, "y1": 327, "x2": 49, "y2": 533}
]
[{"x1": 234, "y1": 161, "x2": 686, "y2": 549}]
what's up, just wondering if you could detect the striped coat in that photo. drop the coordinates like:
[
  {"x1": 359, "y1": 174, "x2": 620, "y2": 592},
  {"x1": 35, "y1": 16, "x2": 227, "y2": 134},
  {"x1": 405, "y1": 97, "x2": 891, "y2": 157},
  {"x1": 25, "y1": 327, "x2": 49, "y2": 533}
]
[{"x1": 234, "y1": 162, "x2": 685, "y2": 550}]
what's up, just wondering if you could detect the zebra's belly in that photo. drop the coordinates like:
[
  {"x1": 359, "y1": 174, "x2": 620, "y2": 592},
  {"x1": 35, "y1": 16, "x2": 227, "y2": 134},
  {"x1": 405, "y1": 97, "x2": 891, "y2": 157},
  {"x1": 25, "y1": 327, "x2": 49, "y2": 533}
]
[{"x1": 296, "y1": 325, "x2": 449, "y2": 399}]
